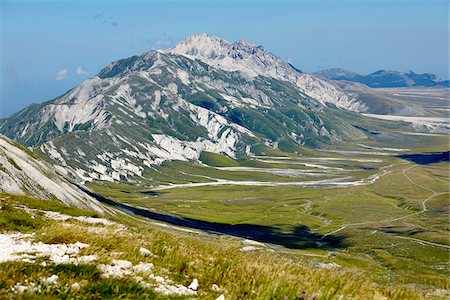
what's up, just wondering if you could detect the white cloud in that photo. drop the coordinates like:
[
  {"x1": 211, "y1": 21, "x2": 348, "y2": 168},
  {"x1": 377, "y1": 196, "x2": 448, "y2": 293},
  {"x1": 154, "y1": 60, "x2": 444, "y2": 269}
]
[
  {"x1": 155, "y1": 39, "x2": 172, "y2": 49},
  {"x1": 76, "y1": 66, "x2": 89, "y2": 75},
  {"x1": 55, "y1": 68, "x2": 68, "y2": 81},
  {"x1": 152, "y1": 33, "x2": 173, "y2": 50}
]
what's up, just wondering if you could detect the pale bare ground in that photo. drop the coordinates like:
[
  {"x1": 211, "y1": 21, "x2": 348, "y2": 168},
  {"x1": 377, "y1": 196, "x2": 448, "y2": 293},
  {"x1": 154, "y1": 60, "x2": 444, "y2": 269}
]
[
  {"x1": 152, "y1": 162, "x2": 395, "y2": 190},
  {"x1": 362, "y1": 113, "x2": 449, "y2": 124},
  {"x1": 373, "y1": 86, "x2": 450, "y2": 115},
  {"x1": 373, "y1": 86, "x2": 450, "y2": 101}
]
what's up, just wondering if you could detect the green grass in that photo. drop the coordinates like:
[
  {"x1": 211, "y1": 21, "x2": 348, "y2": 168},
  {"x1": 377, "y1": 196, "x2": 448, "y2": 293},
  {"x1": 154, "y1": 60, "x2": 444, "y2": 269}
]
[
  {"x1": 0, "y1": 200, "x2": 45, "y2": 232},
  {"x1": 0, "y1": 261, "x2": 157, "y2": 300},
  {"x1": 6, "y1": 157, "x2": 22, "y2": 171},
  {"x1": 0, "y1": 193, "x2": 436, "y2": 299},
  {"x1": 1, "y1": 194, "x2": 100, "y2": 218},
  {"x1": 199, "y1": 151, "x2": 239, "y2": 167},
  {"x1": 85, "y1": 152, "x2": 450, "y2": 293}
]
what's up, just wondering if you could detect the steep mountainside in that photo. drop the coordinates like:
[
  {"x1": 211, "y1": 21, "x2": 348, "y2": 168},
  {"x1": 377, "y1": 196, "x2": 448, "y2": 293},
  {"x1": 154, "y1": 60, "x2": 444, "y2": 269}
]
[
  {"x1": 0, "y1": 135, "x2": 103, "y2": 211},
  {"x1": 315, "y1": 68, "x2": 449, "y2": 88},
  {"x1": 0, "y1": 34, "x2": 370, "y2": 183}
]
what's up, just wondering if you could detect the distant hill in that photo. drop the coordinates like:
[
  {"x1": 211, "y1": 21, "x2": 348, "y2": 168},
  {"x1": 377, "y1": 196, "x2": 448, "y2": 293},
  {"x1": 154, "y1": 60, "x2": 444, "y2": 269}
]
[
  {"x1": 314, "y1": 68, "x2": 449, "y2": 88},
  {"x1": 313, "y1": 68, "x2": 360, "y2": 81}
]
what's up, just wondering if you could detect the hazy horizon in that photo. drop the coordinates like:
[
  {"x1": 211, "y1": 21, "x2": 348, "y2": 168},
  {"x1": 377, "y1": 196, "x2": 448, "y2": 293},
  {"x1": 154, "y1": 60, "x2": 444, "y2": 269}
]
[{"x1": 1, "y1": 0, "x2": 448, "y2": 117}]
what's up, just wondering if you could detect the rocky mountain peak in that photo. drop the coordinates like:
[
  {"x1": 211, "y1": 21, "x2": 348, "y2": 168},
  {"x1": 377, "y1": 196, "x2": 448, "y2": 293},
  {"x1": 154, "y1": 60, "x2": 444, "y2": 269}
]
[
  {"x1": 166, "y1": 34, "x2": 363, "y2": 111},
  {"x1": 168, "y1": 34, "x2": 269, "y2": 61},
  {"x1": 169, "y1": 34, "x2": 229, "y2": 59}
]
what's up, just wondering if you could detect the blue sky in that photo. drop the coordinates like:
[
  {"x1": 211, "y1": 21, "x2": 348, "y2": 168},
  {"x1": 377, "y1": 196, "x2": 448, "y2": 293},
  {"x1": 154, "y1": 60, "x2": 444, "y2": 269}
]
[{"x1": 1, "y1": 0, "x2": 448, "y2": 117}]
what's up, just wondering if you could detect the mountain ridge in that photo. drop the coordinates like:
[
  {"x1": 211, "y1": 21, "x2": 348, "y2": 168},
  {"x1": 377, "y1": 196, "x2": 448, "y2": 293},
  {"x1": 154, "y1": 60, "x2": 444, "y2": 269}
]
[
  {"x1": 164, "y1": 34, "x2": 365, "y2": 111},
  {"x1": 314, "y1": 68, "x2": 449, "y2": 87}
]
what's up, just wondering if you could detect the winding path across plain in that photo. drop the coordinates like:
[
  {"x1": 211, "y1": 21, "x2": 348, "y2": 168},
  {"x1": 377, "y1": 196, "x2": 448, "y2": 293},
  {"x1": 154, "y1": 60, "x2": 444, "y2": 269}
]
[{"x1": 322, "y1": 164, "x2": 450, "y2": 249}]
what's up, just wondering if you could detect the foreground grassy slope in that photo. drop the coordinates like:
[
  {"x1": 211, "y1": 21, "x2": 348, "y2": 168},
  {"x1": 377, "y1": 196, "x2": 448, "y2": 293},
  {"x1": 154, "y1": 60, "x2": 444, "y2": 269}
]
[{"x1": 0, "y1": 194, "x2": 434, "y2": 299}]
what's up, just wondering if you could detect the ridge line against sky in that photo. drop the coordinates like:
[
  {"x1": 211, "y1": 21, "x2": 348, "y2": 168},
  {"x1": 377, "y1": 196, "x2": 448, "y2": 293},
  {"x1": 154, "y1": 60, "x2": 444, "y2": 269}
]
[{"x1": 1, "y1": 0, "x2": 448, "y2": 117}]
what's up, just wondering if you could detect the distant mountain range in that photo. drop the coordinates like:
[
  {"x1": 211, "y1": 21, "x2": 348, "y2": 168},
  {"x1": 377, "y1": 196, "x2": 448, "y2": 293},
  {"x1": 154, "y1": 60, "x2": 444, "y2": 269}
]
[{"x1": 314, "y1": 68, "x2": 449, "y2": 88}]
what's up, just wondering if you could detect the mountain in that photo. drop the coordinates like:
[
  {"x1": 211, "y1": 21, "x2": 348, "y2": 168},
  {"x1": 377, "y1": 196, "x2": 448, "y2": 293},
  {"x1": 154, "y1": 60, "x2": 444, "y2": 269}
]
[
  {"x1": 314, "y1": 68, "x2": 360, "y2": 81},
  {"x1": 0, "y1": 135, "x2": 103, "y2": 211},
  {"x1": 314, "y1": 69, "x2": 449, "y2": 88},
  {"x1": 330, "y1": 81, "x2": 429, "y2": 116},
  {"x1": 166, "y1": 35, "x2": 364, "y2": 111},
  {"x1": 0, "y1": 34, "x2": 371, "y2": 183}
]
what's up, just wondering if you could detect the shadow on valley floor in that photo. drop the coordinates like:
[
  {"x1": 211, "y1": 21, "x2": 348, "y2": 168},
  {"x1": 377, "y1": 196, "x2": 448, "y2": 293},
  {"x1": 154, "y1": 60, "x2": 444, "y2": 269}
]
[
  {"x1": 397, "y1": 151, "x2": 449, "y2": 165},
  {"x1": 361, "y1": 225, "x2": 436, "y2": 236},
  {"x1": 73, "y1": 182, "x2": 347, "y2": 250}
]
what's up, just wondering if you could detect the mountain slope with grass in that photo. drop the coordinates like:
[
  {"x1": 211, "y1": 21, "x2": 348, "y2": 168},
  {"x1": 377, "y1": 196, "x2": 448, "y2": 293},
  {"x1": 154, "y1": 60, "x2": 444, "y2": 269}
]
[{"x1": 0, "y1": 135, "x2": 103, "y2": 212}]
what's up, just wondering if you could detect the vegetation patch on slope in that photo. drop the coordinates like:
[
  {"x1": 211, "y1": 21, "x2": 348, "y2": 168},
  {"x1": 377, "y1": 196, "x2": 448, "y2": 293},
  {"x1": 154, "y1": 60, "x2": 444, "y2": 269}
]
[{"x1": 199, "y1": 151, "x2": 239, "y2": 167}]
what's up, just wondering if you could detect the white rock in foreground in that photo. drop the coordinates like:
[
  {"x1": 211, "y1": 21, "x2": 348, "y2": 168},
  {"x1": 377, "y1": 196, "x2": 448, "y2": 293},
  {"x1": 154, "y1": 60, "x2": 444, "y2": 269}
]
[
  {"x1": 42, "y1": 275, "x2": 58, "y2": 285},
  {"x1": 40, "y1": 210, "x2": 116, "y2": 226},
  {"x1": 242, "y1": 239, "x2": 265, "y2": 246},
  {"x1": 0, "y1": 233, "x2": 88, "y2": 264},
  {"x1": 139, "y1": 247, "x2": 153, "y2": 256},
  {"x1": 211, "y1": 284, "x2": 220, "y2": 291},
  {"x1": 154, "y1": 283, "x2": 196, "y2": 296},
  {"x1": 98, "y1": 259, "x2": 134, "y2": 278},
  {"x1": 240, "y1": 246, "x2": 261, "y2": 252},
  {"x1": 133, "y1": 262, "x2": 154, "y2": 274},
  {"x1": 77, "y1": 255, "x2": 98, "y2": 264},
  {"x1": 188, "y1": 278, "x2": 199, "y2": 291},
  {"x1": 71, "y1": 282, "x2": 81, "y2": 290}
]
